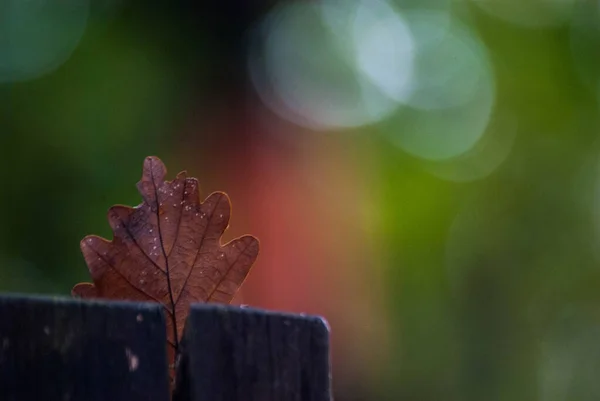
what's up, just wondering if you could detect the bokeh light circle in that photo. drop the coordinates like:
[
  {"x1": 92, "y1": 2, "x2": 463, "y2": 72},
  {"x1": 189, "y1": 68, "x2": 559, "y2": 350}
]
[
  {"x1": 0, "y1": 0, "x2": 90, "y2": 82},
  {"x1": 248, "y1": 0, "x2": 415, "y2": 130},
  {"x1": 380, "y1": 10, "x2": 495, "y2": 161},
  {"x1": 423, "y1": 111, "x2": 517, "y2": 182}
]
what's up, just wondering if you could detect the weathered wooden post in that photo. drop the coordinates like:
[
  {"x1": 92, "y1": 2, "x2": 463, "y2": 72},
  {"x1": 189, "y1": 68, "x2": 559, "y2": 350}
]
[
  {"x1": 0, "y1": 294, "x2": 332, "y2": 401},
  {"x1": 0, "y1": 294, "x2": 170, "y2": 401},
  {"x1": 173, "y1": 305, "x2": 331, "y2": 401}
]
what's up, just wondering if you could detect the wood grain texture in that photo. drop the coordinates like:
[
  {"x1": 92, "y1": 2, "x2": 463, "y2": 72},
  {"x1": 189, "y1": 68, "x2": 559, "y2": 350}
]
[
  {"x1": 0, "y1": 294, "x2": 169, "y2": 401},
  {"x1": 173, "y1": 304, "x2": 332, "y2": 401}
]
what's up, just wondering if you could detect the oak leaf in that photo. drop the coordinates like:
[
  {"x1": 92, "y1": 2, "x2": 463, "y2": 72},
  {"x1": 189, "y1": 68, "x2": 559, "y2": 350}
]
[{"x1": 72, "y1": 156, "x2": 259, "y2": 369}]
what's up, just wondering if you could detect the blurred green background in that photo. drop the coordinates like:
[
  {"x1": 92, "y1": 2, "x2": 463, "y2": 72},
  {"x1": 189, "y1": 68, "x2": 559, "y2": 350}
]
[{"x1": 2, "y1": 0, "x2": 600, "y2": 400}]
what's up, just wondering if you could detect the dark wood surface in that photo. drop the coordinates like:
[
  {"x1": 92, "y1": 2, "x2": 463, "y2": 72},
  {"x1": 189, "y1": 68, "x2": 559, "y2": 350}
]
[
  {"x1": 0, "y1": 295, "x2": 332, "y2": 401},
  {"x1": 0, "y1": 294, "x2": 169, "y2": 401},
  {"x1": 173, "y1": 304, "x2": 332, "y2": 401}
]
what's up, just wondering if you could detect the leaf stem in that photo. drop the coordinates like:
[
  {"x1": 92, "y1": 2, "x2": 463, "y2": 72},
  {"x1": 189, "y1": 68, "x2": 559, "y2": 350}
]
[{"x1": 150, "y1": 161, "x2": 179, "y2": 352}]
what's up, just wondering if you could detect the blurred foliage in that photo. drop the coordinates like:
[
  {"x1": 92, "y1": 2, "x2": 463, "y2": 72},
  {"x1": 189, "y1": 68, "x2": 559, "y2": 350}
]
[{"x1": 3, "y1": 1, "x2": 600, "y2": 401}]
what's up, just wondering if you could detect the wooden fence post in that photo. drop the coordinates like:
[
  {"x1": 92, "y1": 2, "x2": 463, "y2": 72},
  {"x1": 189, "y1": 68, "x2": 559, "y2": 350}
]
[
  {"x1": 0, "y1": 295, "x2": 332, "y2": 401},
  {"x1": 0, "y1": 294, "x2": 170, "y2": 401},
  {"x1": 173, "y1": 304, "x2": 332, "y2": 401}
]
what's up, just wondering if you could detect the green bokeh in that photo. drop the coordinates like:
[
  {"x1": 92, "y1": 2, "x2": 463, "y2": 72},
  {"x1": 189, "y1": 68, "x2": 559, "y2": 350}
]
[{"x1": 3, "y1": 1, "x2": 600, "y2": 400}]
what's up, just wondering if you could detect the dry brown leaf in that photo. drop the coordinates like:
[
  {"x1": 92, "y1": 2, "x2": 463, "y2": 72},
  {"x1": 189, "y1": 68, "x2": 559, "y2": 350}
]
[{"x1": 72, "y1": 156, "x2": 259, "y2": 372}]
